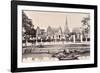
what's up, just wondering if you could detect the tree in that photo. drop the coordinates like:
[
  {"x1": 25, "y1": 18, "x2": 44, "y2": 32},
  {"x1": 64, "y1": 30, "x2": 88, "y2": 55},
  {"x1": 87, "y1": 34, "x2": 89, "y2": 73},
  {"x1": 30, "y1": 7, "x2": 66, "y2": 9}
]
[
  {"x1": 81, "y1": 16, "x2": 90, "y2": 34},
  {"x1": 81, "y1": 16, "x2": 90, "y2": 41},
  {"x1": 30, "y1": 25, "x2": 36, "y2": 45},
  {"x1": 22, "y1": 11, "x2": 36, "y2": 47}
]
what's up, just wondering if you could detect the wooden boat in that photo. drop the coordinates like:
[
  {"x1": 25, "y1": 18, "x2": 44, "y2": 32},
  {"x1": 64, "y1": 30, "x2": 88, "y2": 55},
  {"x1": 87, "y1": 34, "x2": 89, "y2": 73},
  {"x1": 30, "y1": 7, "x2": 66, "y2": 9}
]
[{"x1": 58, "y1": 55, "x2": 79, "y2": 60}]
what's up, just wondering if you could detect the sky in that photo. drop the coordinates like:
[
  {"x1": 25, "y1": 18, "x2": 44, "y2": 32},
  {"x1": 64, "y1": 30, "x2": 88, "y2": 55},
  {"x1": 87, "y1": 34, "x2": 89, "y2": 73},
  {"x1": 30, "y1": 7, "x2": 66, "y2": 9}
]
[{"x1": 24, "y1": 10, "x2": 89, "y2": 32}]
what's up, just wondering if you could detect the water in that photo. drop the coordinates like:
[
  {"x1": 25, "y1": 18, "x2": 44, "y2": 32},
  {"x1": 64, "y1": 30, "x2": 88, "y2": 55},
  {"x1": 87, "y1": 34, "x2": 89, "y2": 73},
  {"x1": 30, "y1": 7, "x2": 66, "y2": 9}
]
[{"x1": 22, "y1": 43, "x2": 90, "y2": 62}]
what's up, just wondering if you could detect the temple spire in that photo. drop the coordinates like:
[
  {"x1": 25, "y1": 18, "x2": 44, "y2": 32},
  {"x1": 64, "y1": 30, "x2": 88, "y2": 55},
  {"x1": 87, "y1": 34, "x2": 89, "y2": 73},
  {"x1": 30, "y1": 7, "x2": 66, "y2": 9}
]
[{"x1": 64, "y1": 16, "x2": 69, "y2": 34}]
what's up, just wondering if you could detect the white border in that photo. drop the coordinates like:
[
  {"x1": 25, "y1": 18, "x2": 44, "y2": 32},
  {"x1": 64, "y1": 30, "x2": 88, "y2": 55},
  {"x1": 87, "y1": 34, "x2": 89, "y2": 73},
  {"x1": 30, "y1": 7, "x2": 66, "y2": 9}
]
[{"x1": 18, "y1": 5, "x2": 94, "y2": 68}]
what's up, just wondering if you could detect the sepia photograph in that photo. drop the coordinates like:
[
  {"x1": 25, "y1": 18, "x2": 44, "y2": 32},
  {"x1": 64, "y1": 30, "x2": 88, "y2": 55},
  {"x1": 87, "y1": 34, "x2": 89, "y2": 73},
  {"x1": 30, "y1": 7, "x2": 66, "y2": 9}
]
[
  {"x1": 22, "y1": 10, "x2": 90, "y2": 62},
  {"x1": 11, "y1": 1, "x2": 97, "y2": 72}
]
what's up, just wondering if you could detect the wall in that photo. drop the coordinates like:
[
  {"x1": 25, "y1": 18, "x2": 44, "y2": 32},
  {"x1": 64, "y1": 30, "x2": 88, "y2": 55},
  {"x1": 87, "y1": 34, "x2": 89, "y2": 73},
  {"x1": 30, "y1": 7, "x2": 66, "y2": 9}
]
[{"x1": 0, "y1": 0, "x2": 99, "y2": 73}]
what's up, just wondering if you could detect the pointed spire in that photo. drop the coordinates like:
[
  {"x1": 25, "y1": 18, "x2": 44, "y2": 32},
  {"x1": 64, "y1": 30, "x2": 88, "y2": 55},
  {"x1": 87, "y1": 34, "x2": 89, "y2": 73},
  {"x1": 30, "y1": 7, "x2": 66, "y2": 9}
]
[{"x1": 64, "y1": 16, "x2": 69, "y2": 34}]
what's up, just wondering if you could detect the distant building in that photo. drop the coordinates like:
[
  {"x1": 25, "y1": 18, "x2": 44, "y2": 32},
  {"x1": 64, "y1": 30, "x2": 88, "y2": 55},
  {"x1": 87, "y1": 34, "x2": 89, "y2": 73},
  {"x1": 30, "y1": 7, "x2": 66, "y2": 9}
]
[
  {"x1": 46, "y1": 26, "x2": 65, "y2": 41},
  {"x1": 72, "y1": 26, "x2": 90, "y2": 42},
  {"x1": 32, "y1": 16, "x2": 90, "y2": 43},
  {"x1": 72, "y1": 27, "x2": 83, "y2": 42},
  {"x1": 36, "y1": 26, "x2": 46, "y2": 40},
  {"x1": 64, "y1": 17, "x2": 70, "y2": 35},
  {"x1": 45, "y1": 16, "x2": 70, "y2": 41}
]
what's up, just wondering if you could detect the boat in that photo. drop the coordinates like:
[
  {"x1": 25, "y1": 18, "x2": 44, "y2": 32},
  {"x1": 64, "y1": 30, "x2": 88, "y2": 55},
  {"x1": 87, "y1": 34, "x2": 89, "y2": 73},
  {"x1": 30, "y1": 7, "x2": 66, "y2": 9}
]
[{"x1": 58, "y1": 55, "x2": 79, "y2": 60}]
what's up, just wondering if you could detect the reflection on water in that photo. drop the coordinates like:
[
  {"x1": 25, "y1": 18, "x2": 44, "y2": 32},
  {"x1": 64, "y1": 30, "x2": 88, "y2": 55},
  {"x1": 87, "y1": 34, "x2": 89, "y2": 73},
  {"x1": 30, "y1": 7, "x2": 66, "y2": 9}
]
[
  {"x1": 22, "y1": 50, "x2": 90, "y2": 62},
  {"x1": 22, "y1": 54, "x2": 90, "y2": 62},
  {"x1": 22, "y1": 43, "x2": 90, "y2": 62}
]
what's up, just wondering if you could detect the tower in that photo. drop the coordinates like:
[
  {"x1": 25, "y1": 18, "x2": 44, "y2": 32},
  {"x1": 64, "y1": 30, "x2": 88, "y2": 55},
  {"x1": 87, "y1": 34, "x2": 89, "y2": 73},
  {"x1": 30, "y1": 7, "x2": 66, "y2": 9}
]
[{"x1": 64, "y1": 16, "x2": 69, "y2": 34}]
